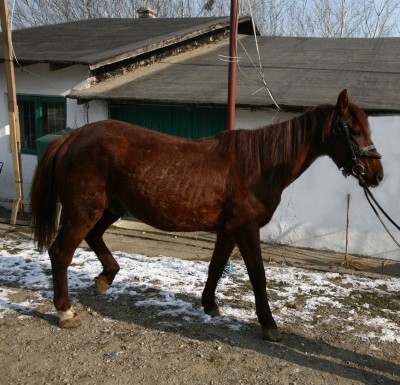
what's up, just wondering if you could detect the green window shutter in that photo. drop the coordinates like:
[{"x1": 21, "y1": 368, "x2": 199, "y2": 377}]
[{"x1": 109, "y1": 104, "x2": 226, "y2": 139}]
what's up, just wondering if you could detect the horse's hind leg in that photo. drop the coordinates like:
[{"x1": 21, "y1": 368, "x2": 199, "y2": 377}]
[
  {"x1": 202, "y1": 231, "x2": 235, "y2": 316},
  {"x1": 49, "y1": 216, "x2": 101, "y2": 328},
  {"x1": 85, "y1": 207, "x2": 126, "y2": 294}
]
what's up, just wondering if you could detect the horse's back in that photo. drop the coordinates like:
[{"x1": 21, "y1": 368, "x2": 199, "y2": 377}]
[{"x1": 59, "y1": 119, "x2": 216, "y2": 161}]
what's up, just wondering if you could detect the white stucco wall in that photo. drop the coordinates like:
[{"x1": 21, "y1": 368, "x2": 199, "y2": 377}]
[
  {"x1": 0, "y1": 63, "x2": 108, "y2": 204},
  {"x1": 1, "y1": 64, "x2": 399, "y2": 260},
  {"x1": 236, "y1": 109, "x2": 400, "y2": 261}
]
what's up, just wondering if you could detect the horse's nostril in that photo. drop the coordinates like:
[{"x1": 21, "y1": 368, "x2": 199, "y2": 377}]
[{"x1": 377, "y1": 173, "x2": 383, "y2": 183}]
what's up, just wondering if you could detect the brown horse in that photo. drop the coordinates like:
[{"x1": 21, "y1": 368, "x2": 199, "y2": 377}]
[{"x1": 30, "y1": 90, "x2": 383, "y2": 341}]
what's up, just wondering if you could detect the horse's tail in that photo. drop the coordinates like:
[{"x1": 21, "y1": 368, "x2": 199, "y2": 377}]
[{"x1": 30, "y1": 135, "x2": 69, "y2": 252}]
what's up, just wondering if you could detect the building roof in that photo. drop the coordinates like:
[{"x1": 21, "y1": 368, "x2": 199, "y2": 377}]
[
  {"x1": 1, "y1": 17, "x2": 253, "y2": 69},
  {"x1": 2, "y1": 17, "x2": 398, "y2": 112},
  {"x1": 70, "y1": 35, "x2": 400, "y2": 113}
]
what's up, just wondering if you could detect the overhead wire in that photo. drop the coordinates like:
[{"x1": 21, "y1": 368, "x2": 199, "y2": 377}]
[
  {"x1": 8, "y1": 0, "x2": 62, "y2": 92},
  {"x1": 236, "y1": 0, "x2": 281, "y2": 110}
]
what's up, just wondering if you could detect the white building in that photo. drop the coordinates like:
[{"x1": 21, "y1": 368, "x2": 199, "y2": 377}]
[{"x1": 1, "y1": 18, "x2": 399, "y2": 260}]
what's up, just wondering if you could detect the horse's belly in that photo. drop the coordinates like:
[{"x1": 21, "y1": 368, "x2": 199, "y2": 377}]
[
  {"x1": 122, "y1": 179, "x2": 225, "y2": 231},
  {"x1": 116, "y1": 157, "x2": 229, "y2": 231},
  {"x1": 131, "y1": 195, "x2": 223, "y2": 232}
]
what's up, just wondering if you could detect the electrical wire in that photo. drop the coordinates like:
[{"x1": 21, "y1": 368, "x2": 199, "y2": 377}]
[{"x1": 236, "y1": 0, "x2": 280, "y2": 109}]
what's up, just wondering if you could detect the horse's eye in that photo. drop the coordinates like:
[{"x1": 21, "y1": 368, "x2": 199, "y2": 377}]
[{"x1": 351, "y1": 130, "x2": 361, "y2": 137}]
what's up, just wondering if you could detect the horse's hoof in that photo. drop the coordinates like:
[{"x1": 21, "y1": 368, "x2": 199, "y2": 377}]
[
  {"x1": 205, "y1": 308, "x2": 222, "y2": 317},
  {"x1": 59, "y1": 309, "x2": 81, "y2": 329},
  {"x1": 95, "y1": 276, "x2": 110, "y2": 294},
  {"x1": 262, "y1": 328, "x2": 282, "y2": 342}
]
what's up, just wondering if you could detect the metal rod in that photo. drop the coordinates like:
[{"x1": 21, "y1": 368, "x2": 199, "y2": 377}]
[
  {"x1": 227, "y1": 0, "x2": 238, "y2": 131},
  {"x1": 345, "y1": 194, "x2": 350, "y2": 262},
  {"x1": 224, "y1": 0, "x2": 239, "y2": 276}
]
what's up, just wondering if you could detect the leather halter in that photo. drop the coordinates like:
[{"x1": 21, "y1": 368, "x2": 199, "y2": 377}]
[
  {"x1": 328, "y1": 114, "x2": 382, "y2": 178},
  {"x1": 328, "y1": 114, "x2": 400, "y2": 250}
]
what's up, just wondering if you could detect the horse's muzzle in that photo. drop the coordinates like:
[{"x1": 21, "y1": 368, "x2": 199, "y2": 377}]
[{"x1": 360, "y1": 172, "x2": 384, "y2": 188}]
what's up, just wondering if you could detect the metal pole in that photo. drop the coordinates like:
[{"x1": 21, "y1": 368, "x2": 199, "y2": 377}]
[
  {"x1": 227, "y1": 0, "x2": 238, "y2": 131},
  {"x1": 0, "y1": 0, "x2": 23, "y2": 224},
  {"x1": 345, "y1": 194, "x2": 350, "y2": 262},
  {"x1": 224, "y1": 0, "x2": 239, "y2": 278}
]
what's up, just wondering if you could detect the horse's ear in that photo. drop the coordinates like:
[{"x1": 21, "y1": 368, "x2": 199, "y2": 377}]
[{"x1": 337, "y1": 89, "x2": 349, "y2": 116}]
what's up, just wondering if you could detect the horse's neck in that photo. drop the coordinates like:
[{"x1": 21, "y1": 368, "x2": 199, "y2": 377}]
[{"x1": 260, "y1": 107, "x2": 331, "y2": 189}]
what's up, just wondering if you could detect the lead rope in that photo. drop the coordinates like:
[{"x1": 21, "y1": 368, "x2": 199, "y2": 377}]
[{"x1": 362, "y1": 184, "x2": 400, "y2": 248}]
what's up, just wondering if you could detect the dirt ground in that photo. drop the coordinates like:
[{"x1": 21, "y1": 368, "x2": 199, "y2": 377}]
[{"x1": 1, "y1": 221, "x2": 399, "y2": 385}]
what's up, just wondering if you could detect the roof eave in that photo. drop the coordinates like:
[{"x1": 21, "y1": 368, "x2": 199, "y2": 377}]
[
  {"x1": 67, "y1": 92, "x2": 400, "y2": 115},
  {"x1": 87, "y1": 16, "x2": 253, "y2": 70}
]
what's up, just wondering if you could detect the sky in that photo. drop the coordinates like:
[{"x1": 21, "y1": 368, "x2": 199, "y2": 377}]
[{"x1": 0, "y1": 237, "x2": 399, "y2": 346}]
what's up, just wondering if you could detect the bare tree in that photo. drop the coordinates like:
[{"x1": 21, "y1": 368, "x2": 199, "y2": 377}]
[
  {"x1": 306, "y1": 0, "x2": 360, "y2": 37},
  {"x1": 10, "y1": 0, "x2": 140, "y2": 28},
  {"x1": 8, "y1": 0, "x2": 400, "y2": 37},
  {"x1": 359, "y1": 0, "x2": 400, "y2": 36},
  {"x1": 283, "y1": 0, "x2": 316, "y2": 36},
  {"x1": 262, "y1": 0, "x2": 287, "y2": 36}
]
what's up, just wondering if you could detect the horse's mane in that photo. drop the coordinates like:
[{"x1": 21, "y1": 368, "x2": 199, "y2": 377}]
[{"x1": 217, "y1": 104, "x2": 336, "y2": 180}]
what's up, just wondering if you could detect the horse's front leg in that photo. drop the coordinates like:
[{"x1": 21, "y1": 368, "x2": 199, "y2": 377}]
[
  {"x1": 234, "y1": 225, "x2": 281, "y2": 342},
  {"x1": 202, "y1": 231, "x2": 236, "y2": 316}
]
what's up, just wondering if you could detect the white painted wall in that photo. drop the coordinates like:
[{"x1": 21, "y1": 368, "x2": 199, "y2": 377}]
[
  {"x1": 1, "y1": 65, "x2": 399, "y2": 260},
  {"x1": 237, "y1": 109, "x2": 400, "y2": 261},
  {"x1": 0, "y1": 63, "x2": 108, "y2": 204}
]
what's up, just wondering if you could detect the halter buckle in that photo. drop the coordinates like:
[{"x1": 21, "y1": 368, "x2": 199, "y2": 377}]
[{"x1": 352, "y1": 164, "x2": 365, "y2": 176}]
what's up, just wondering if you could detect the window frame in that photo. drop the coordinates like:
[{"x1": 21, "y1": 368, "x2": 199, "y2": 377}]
[{"x1": 17, "y1": 95, "x2": 66, "y2": 155}]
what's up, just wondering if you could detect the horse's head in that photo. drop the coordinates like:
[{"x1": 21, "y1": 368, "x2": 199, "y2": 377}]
[{"x1": 327, "y1": 90, "x2": 384, "y2": 188}]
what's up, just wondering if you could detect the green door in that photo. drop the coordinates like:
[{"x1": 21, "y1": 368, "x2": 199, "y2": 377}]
[{"x1": 109, "y1": 104, "x2": 227, "y2": 139}]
